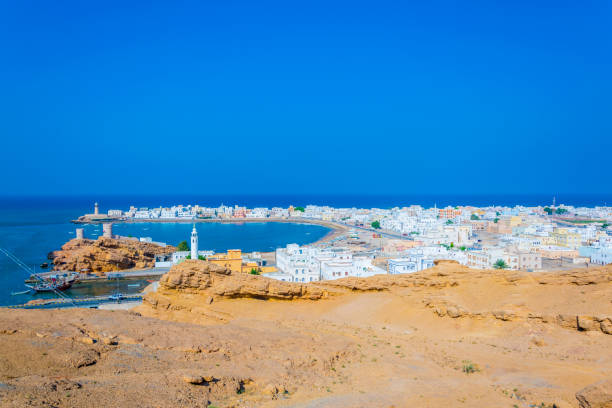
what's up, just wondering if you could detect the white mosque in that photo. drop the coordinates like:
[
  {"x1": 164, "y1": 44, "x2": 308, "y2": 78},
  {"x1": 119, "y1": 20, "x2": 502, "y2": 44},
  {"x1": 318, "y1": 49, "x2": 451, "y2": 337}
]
[
  {"x1": 158, "y1": 225, "x2": 213, "y2": 266},
  {"x1": 191, "y1": 224, "x2": 198, "y2": 259}
]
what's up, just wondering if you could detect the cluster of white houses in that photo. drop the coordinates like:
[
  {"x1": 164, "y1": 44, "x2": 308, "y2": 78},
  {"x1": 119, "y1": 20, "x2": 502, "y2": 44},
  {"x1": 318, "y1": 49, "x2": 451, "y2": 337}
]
[
  {"x1": 268, "y1": 244, "x2": 386, "y2": 282},
  {"x1": 89, "y1": 200, "x2": 612, "y2": 274}
]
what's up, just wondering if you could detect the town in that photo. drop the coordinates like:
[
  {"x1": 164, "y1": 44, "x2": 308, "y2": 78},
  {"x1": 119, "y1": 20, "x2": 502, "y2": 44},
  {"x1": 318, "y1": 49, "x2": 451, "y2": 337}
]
[{"x1": 79, "y1": 201, "x2": 612, "y2": 283}]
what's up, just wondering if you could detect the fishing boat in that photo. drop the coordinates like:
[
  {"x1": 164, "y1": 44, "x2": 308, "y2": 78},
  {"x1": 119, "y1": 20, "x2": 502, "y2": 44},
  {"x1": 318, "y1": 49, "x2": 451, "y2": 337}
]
[
  {"x1": 26, "y1": 278, "x2": 74, "y2": 293},
  {"x1": 25, "y1": 273, "x2": 78, "y2": 293},
  {"x1": 1, "y1": 247, "x2": 77, "y2": 305},
  {"x1": 25, "y1": 271, "x2": 79, "y2": 284}
]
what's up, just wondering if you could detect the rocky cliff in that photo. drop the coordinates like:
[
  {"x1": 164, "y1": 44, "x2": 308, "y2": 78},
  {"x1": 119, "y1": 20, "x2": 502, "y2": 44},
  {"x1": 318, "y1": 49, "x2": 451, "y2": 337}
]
[
  {"x1": 50, "y1": 237, "x2": 175, "y2": 273},
  {"x1": 143, "y1": 259, "x2": 612, "y2": 335}
]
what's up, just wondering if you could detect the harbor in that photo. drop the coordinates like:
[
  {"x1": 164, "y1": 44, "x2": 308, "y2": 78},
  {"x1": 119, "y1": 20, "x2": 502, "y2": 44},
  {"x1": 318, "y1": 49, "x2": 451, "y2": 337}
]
[{"x1": 24, "y1": 267, "x2": 170, "y2": 283}]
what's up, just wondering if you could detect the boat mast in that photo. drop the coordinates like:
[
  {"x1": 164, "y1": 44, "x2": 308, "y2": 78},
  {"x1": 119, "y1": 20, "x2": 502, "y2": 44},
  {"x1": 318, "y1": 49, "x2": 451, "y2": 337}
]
[{"x1": 0, "y1": 247, "x2": 75, "y2": 305}]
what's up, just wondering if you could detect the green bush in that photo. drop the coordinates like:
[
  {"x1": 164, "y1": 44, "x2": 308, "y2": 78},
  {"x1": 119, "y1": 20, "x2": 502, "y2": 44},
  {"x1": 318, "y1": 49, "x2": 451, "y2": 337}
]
[
  {"x1": 177, "y1": 240, "x2": 189, "y2": 251},
  {"x1": 462, "y1": 360, "x2": 478, "y2": 374},
  {"x1": 493, "y1": 259, "x2": 508, "y2": 269}
]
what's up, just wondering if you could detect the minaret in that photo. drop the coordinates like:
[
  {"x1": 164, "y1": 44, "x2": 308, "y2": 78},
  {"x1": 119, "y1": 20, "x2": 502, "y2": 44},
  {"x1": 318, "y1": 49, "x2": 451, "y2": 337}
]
[{"x1": 190, "y1": 224, "x2": 198, "y2": 259}]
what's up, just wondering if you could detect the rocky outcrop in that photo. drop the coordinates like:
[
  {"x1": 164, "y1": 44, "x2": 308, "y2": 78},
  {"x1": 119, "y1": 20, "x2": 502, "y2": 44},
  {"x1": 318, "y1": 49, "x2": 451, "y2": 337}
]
[
  {"x1": 143, "y1": 260, "x2": 612, "y2": 337},
  {"x1": 147, "y1": 260, "x2": 334, "y2": 304},
  {"x1": 51, "y1": 237, "x2": 175, "y2": 273},
  {"x1": 576, "y1": 379, "x2": 612, "y2": 408},
  {"x1": 145, "y1": 259, "x2": 465, "y2": 309}
]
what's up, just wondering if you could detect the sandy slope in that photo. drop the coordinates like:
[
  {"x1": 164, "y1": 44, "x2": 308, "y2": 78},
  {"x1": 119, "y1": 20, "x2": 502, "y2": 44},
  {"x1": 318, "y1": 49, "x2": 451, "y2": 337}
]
[{"x1": 0, "y1": 260, "x2": 611, "y2": 407}]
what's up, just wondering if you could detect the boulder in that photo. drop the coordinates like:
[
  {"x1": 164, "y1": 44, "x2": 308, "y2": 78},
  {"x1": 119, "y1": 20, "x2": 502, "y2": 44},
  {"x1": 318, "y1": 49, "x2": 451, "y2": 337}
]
[
  {"x1": 556, "y1": 314, "x2": 578, "y2": 330},
  {"x1": 599, "y1": 318, "x2": 612, "y2": 335},
  {"x1": 492, "y1": 310, "x2": 515, "y2": 321},
  {"x1": 447, "y1": 306, "x2": 463, "y2": 318},
  {"x1": 577, "y1": 316, "x2": 597, "y2": 331},
  {"x1": 102, "y1": 337, "x2": 117, "y2": 345},
  {"x1": 182, "y1": 375, "x2": 204, "y2": 385},
  {"x1": 576, "y1": 379, "x2": 612, "y2": 408}
]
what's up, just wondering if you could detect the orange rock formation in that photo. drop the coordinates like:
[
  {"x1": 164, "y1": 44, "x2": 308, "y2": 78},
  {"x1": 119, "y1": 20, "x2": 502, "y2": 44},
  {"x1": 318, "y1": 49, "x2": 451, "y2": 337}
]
[{"x1": 50, "y1": 237, "x2": 175, "y2": 273}]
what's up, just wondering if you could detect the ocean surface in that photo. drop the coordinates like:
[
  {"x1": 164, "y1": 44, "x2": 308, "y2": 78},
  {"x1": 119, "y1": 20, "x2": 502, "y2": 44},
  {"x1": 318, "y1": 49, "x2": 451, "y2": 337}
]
[{"x1": 1, "y1": 193, "x2": 610, "y2": 306}]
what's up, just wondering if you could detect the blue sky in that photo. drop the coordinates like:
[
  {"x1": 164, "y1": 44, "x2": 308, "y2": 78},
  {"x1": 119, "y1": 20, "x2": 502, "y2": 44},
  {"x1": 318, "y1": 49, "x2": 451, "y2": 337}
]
[{"x1": 0, "y1": 0, "x2": 610, "y2": 195}]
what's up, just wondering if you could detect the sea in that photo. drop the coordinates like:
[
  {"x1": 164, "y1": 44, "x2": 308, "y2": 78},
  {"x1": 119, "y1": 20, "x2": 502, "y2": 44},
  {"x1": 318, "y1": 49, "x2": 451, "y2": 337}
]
[{"x1": 0, "y1": 193, "x2": 610, "y2": 306}]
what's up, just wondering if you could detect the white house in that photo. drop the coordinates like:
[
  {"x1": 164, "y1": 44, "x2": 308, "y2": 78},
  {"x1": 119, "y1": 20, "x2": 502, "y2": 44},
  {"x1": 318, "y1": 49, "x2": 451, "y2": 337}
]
[
  {"x1": 388, "y1": 256, "x2": 434, "y2": 274},
  {"x1": 591, "y1": 248, "x2": 612, "y2": 265},
  {"x1": 273, "y1": 244, "x2": 385, "y2": 282},
  {"x1": 275, "y1": 244, "x2": 321, "y2": 282}
]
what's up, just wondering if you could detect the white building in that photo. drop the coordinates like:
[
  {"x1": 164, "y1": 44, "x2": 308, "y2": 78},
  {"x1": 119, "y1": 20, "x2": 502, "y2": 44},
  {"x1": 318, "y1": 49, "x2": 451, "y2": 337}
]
[
  {"x1": 275, "y1": 244, "x2": 320, "y2": 282},
  {"x1": 134, "y1": 209, "x2": 151, "y2": 219},
  {"x1": 160, "y1": 208, "x2": 178, "y2": 219},
  {"x1": 274, "y1": 244, "x2": 385, "y2": 282},
  {"x1": 247, "y1": 207, "x2": 269, "y2": 218},
  {"x1": 269, "y1": 207, "x2": 288, "y2": 218},
  {"x1": 466, "y1": 248, "x2": 519, "y2": 270},
  {"x1": 388, "y1": 256, "x2": 434, "y2": 274},
  {"x1": 352, "y1": 257, "x2": 386, "y2": 277},
  {"x1": 591, "y1": 248, "x2": 612, "y2": 265},
  {"x1": 191, "y1": 225, "x2": 198, "y2": 259}
]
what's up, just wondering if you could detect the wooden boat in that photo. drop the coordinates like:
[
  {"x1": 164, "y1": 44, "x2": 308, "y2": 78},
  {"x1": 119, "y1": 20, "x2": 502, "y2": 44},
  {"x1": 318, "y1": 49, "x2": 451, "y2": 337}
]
[
  {"x1": 25, "y1": 274, "x2": 77, "y2": 293},
  {"x1": 26, "y1": 279, "x2": 74, "y2": 293}
]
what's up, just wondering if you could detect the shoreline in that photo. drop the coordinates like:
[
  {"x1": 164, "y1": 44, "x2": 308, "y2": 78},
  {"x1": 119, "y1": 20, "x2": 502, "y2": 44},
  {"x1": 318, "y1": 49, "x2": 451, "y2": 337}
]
[{"x1": 74, "y1": 217, "x2": 350, "y2": 248}]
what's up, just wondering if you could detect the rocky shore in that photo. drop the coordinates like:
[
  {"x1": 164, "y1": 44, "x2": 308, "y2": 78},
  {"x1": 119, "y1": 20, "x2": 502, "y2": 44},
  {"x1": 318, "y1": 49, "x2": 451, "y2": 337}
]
[
  {"x1": 49, "y1": 237, "x2": 175, "y2": 274},
  {"x1": 1, "y1": 260, "x2": 611, "y2": 407}
]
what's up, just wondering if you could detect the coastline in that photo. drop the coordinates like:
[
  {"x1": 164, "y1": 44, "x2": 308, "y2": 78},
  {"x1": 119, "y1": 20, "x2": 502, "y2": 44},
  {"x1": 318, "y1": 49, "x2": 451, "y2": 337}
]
[{"x1": 75, "y1": 217, "x2": 349, "y2": 248}]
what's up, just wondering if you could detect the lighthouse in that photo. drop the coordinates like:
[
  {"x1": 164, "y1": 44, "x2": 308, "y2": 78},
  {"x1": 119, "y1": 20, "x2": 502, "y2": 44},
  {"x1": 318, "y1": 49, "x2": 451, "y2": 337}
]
[{"x1": 190, "y1": 224, "x2": 198, "y2": 260}]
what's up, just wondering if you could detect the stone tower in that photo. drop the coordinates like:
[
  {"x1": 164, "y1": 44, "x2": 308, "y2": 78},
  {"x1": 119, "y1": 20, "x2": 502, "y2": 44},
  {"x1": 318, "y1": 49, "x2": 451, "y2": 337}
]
[
  {"x1": 76, "y1": 228, "x2": 84, "y2": 240},
  {"x1": 191, "y1": 224, "x2": 198, "y2": 259},
  {"x1": 94, "y1": 202, "x2": 99, "y2": 215},
  {"x1": 103, "y1": 223, "x2": 113, "y2": 238}
]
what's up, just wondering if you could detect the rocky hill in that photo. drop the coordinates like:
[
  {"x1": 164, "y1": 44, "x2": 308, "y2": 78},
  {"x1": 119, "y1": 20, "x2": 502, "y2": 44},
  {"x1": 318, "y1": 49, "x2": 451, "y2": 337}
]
[
  {"x1": 142, "y1": 259, "x2": 612, "y2": 335},
  {"x1": 0, "y1": 260, "x2": 611, "y2": 407},
  {"x1": 50, "y1": 237, "x2": 175, "y2": 273}
]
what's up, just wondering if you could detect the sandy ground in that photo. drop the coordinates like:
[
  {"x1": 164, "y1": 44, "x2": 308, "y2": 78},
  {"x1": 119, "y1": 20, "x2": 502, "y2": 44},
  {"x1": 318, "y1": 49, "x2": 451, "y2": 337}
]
[{"x1": 1, "y1": 260, "x2": 610, "y2": 408}]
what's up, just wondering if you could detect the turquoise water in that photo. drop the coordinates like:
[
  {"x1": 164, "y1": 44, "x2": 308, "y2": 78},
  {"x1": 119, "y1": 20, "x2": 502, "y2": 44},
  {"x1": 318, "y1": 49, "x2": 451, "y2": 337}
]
[{"x1": 0, "y1": 200, "x2": 330, "y2": 306}]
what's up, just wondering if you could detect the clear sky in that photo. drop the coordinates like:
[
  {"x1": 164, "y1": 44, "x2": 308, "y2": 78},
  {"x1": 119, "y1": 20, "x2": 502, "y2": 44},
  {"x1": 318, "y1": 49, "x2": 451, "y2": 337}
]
[{"x1": 0, "y1": 0, "x2": 610, "y2": 196}]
